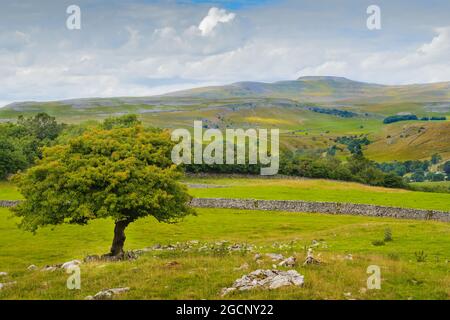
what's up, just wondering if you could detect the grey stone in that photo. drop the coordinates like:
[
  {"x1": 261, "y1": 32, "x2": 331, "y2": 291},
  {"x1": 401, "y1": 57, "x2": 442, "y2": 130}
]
[
  {"x1": 89, "y1": 287, "x2": 130, "y2": 300},
  {"x1": 189, "y1": 198, "x2": 450, "y2": 223},
  {"x1": 266, "y1": 253, "x2": 284, "y2": 261},
  {"x1": 278, "y1": 256, "x2": 296, "y2": 267},
  {"x1": 61, "y1": 260, "x2": 81, "y2": 269},
  {"x1": 222, "y1": 269, "x2": 304, "y2": 295},
  {"x1": 0, "y1": 281, "x2": 16, "y2": 290}
]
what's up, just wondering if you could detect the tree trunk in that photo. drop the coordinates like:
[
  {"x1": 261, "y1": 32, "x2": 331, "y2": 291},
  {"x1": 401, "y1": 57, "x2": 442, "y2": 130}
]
[{"x1": 110, "y1": 219, "x2": 131, "y2": 256}]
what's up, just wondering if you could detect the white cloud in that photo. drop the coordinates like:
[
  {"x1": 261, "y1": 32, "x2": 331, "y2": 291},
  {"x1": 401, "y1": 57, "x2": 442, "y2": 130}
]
[
  {"x1": 198, "y1": 7, "x2": 235, "y2": 36},
  {"x1": 0, "y1": 0, "x2": 450, "y2": 105}
]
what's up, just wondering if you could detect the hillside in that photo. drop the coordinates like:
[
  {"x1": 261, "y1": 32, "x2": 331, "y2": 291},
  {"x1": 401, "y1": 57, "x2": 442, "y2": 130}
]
[
  {"x1": 1, "y1": 76, "x2": 449, "y2": 162},
  {"x1": 3, "y1": 77, "x2": 450, "y2": 111}
]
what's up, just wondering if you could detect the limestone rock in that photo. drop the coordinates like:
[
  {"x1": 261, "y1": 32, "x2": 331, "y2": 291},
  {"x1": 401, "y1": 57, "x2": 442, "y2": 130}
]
[
  {"x1": 0, "y1": 281, "x2": 16, "y2": 290},
  {"x1": 87, "y1": 287, "x2": 130, "y2": 300},
  {"x1": 61, "y1": 260, "x2": 81, "y2": 269},
  {"x1": 278, "y1": 256, "x2": 297, "y2": 267},
  {"x1": 265, "y1": 253, "x2": 284, "y2": 261},
  {"x1": 303, "y1": 249, "x2": 321, "y2": 265},
  {"x1": 41, "y1": 266, "x2": 58, "y2": 272},
  {"x1": 221, "y1": 269, "x2": 304, "y2": 295},
  {"x1": 27, "y1": 264, "x2": 38, "y2": 271}
]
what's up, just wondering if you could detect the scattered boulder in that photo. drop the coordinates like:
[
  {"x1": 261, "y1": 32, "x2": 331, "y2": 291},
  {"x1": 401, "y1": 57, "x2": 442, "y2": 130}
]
[
  {"x1": 220, "y1": 287, "x2": 236, "y2": 296},
  {"x1": 253, "y1": 253, "x2": 262, "y2": 261},
  {"x1": 221, "y1": 269, "x2": 304, "y2": 296},
  {"x1": 85, "y1": 287, "x2": 130, "y2": 300},
  {"x1": 41, "y1": 266, "x2": 59, "y2": 272},
  {"x1": 0, "y1": 272, "x2": 7, "y2": 277},
  {"x1": 27, "y1": 264, "x2": 38, "y2": 271},
  {"x1": 265, "y1": 253, "x2": 284, "y2": 261},
  {"x1": 61, "y1": 260, "x2": 81, "y2": 269},
  {"x1": 84, "y1": 251, "x2": 138, "y2": 263},
  {"x1": 234, "y1": 263, "x2": 249, "y2": 271},
  {"x1": 0, "y1": 281, "x2": 16, "y2": 290},
  {"x1": 84, "y1": 255, "x2": 101, "y2": 263},
  {"x1": 278, "y1": 256, "x2": 296, "y2": 267},
  {"x1": 303, "y1": 249, "x2": 321, "y2": 265}
]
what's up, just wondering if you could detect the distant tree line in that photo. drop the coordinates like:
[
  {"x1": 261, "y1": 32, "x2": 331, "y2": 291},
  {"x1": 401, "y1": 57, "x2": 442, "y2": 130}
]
[
  {"x1": 308, "y1": 107, "x2": 357, "y2": 118},
  {"x1": 1, "y1": 113, "x2": 447, "y2": 193},
  {"x1": 377, "y1": 154, "x2": 449, "y2": 182},
  {"x1": 334, "y1": 136, "x2": 371, "y2": 155},
  {"x1": 186, "y1": 151, "x2": 406, "y2": 189},
  {"x1": 383, "y1": 114, "x2": 446, "y2": 124}
]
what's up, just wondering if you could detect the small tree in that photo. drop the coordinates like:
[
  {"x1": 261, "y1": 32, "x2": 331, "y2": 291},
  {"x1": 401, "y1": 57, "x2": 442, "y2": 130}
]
[
  {"x1": 444, "y1": 161, "x2": 450, "y2": 176},
  {"x1": 431, "y1": 153, "x2": 442, "y2": 165},
  {"x1": 13, "y1": 124, "x2": 194, "y2": 257}
]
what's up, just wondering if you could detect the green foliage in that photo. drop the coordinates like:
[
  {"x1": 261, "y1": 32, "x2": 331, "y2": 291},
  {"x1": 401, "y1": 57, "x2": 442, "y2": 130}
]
[
  {"x1": 425, "y1": 172, "x2": 446, "y2": 182},
  {"x1": 12, "y1": 122, "x2": 194, "y2": 237},
  {"x1": 0, "y1": 113, "x2": 64, "y2": 179},
  {"x1": 415, "y1": 251, "x2": 428, "y2": 263},
  {"x1": 410, "y1": 181, "x2": 450, "y2": 194},
  {"x1": 102, "y1": 114, "x2": 141, "y2": 130},
  {"x1": 372, "y1": 240, "x2": 385, "y2": 246},
  {"x1": 384, "y1": 114, "x2": 446, "y2": 124},
  {"x1": 17, "y1": 112, "x2": 64, "y2": 141},
  {"x1": 383, "y1": 114, "x2": 418, "y2": 124},
  {"x1": 187, "y1": 150, "x2": 407, "y2": 189},
  {"x1": 384, "y1": 228, "x2": 393, "y2": 242},
  {"x1": 308, "y1": 106, "x2": 357, "y2": 118},
  {"x1": 444, "y1": 161, "x2": 450, "y2": 176},
  {"x1": 335, "y1": 135, "x2": 371, "y2": 155},
  {"x1": 431, "y1": 153, "x2": 442, "y2": 165}
]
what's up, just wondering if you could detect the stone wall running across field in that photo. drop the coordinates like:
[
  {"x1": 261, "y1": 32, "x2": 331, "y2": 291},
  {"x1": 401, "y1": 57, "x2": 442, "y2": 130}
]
[
  {"x1": 189, "y1": 198, "x2": 450, "y2": 222},
  {"x1": 1, "y1": 198, "x2": 449, "y2": 222},
  {"x1": 0, "y1": 200, "x2": 20, "y2": 208}
]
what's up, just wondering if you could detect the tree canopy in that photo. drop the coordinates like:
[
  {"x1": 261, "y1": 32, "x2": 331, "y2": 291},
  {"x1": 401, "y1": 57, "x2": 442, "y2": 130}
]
[
  {"x1": 0, "y1": 113, "x2": 64, "y2": 179},
  {"x1": 13, "y1": 123, "x2": 194, "y2": 256}
]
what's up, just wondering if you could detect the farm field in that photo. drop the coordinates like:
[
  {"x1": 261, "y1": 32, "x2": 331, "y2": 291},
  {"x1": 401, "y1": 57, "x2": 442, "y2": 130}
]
[
  {"x1": 187, "y1": 177, "x2": 450, "y2": 211},
  {"x1": 3, "y1": 178, "x2": 450, "y2": 211},
  {"x1": 0, "y1": 206, "x2": 449, "y2": 300}
]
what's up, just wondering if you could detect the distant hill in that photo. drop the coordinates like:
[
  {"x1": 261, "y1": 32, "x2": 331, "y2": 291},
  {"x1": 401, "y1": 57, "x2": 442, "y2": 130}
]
[
  {"x1": 161, "y1": 76, "x2": 450, "y2": 103},
  {"x1": 3, "y1": 76, "x2": 450, "y2": 110},
  {"x1": 1, "y1": 76, "x2": 449, "y2": 162}
]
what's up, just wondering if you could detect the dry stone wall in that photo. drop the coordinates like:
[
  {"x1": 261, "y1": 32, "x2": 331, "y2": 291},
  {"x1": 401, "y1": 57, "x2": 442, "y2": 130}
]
[
  {"x1": 190, "y1": 198, "x2": 450, "y2": 222},
  {"x1": 2, "y1": 198, "x2": 449, "y2": 222}
]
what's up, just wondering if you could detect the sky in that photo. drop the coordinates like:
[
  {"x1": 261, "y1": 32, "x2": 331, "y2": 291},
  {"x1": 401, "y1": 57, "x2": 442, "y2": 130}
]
[{"x1": 0, "y1": 0, "x2": 450, "y2": 106}]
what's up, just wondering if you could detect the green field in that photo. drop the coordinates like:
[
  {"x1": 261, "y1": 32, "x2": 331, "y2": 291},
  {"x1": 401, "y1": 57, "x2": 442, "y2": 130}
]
[
  {"x1": 0, "y1": 182, "x2": 23, "y2": 200},
  {"x1": 187, "y1": 178, "x2": 450, "y2": 211},
  {"x1": 4, "y1": 178, "x2": 450, "y2": 211},
  {"x1": 0, "y1": 206, "x2": 449, "y2": 300},
  {"x1": 0, "y1": 178, "x2": 449, "y2": 300}
]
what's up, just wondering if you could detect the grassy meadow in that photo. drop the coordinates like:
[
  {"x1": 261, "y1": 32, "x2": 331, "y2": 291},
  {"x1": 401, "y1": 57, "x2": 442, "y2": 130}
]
[
  {"x1": 0, "y1": 178, "x2": 449, "y2": 300},
  {"x1": 0, "y1": 206, "x2": 449, "y2": 300},
  {"x1": 187, "y1": 177, "x2": 450, "y2": 211}
]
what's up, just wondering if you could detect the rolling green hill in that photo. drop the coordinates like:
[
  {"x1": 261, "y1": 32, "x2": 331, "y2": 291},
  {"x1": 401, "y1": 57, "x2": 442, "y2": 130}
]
[{"x1": 1, "y1": 76, "x2": 449, "y2": 162}]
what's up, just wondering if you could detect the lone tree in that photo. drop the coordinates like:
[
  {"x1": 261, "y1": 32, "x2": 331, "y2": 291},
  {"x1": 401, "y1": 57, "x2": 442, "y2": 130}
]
[{"x1": 13, "y1": 123, "x2": 194, "y2": 257}]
